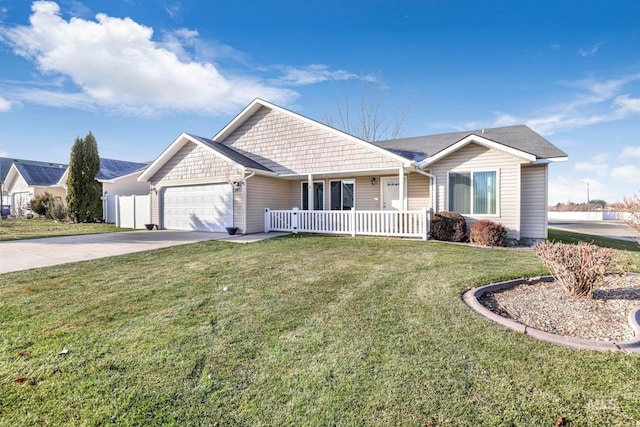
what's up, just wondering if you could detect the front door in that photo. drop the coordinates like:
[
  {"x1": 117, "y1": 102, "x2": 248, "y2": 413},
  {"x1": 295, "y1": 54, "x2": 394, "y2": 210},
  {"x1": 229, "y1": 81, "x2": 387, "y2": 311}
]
[{"x1": 381, "y1": 177, "x2": 406, "y2": 211}]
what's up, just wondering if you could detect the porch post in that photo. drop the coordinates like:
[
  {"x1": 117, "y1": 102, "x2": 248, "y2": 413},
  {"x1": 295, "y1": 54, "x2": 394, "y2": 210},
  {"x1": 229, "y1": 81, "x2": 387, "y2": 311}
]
[
  {"x1": 399, "y1": 167, "x2": 406, "y2": 210},
  {"x1": 307, "y1": 174, "x2": 314, "y2": 210}
]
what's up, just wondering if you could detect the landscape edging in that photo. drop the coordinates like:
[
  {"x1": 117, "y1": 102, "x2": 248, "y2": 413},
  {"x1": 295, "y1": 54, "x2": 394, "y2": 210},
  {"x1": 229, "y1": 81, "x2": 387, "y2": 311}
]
[{"x1": 463, "y1": 275, "x2": 640, "y2": 353}]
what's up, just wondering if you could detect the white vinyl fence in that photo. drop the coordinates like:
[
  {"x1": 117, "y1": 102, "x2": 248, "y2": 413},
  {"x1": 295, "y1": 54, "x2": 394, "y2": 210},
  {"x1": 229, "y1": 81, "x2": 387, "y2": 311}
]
[
  {"x1": 265, "y1": 207, "x2": 431, "y2": 240},
  {"x1": 104, "y1": 194, "x2": 150, "y2": 229}
]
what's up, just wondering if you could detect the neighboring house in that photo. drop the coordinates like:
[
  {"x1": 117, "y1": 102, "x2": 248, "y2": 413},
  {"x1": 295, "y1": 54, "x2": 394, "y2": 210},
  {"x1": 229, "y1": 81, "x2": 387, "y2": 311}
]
[
  {"x1": 4, "y1": 161, "x2": 67, "y2": 216},
  {"x1": 139, "y1": 99, "x2": 567, "y2": 243},
  {"x1": 4, "y1": 157, "x2": 149, "y2": 219},
  {"x1": 57, "y1": 158, "x2": 150, "y2": 197},
  {"x1": 0, "y1": 157, "x2": 67, "y2": 206}
]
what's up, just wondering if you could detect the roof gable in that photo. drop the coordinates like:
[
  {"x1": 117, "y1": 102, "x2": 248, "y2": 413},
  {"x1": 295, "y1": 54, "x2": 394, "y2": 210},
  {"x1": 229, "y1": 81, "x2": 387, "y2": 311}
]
[
  {"x1": 374, "y1": 125, "x2": 568, "y2": 165},
  {"x1": 138, "y1": 133, "x2": 274, "y2": 182}
]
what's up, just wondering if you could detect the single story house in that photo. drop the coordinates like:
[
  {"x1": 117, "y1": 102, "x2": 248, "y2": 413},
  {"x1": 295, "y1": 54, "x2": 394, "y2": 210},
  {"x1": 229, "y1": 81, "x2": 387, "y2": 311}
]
[
  {"x1": 139, "y1": 99, "x2": 567, "y2": 243},
  {"x1": 4, "y1": 157, "x2": 149, "y2": 219},
  {"x1": 4, "y1": 160, "x2": 67, "y2": 216}
]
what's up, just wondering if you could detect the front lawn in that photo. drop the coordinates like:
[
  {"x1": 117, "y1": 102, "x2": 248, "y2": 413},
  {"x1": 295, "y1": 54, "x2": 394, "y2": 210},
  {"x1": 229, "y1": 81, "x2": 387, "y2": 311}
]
[
  {"x1": 0, "y1": 219, "x2": 128, "y2": 241},
  {"x1": 1, "y1": 236, "x2": 639, "y2": 425}
]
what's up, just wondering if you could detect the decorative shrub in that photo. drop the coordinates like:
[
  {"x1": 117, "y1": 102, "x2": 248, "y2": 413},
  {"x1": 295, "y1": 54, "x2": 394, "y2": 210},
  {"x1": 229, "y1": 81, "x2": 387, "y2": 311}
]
[
  {"x1": 430, "y1": 211, "x2": 467, "y2": 242},
  {"x1": 469, "y1": 220, "x2": 507, "y2": 247},
  {"x1": 29, "y1": 192, "x2": 55, "y2": 218},
  {"x1": 533, "y1": 241, "x2": 616, "y2": 298},
  {"x1": 48, "y1": 199, "x2": 68, "y2": 222}
]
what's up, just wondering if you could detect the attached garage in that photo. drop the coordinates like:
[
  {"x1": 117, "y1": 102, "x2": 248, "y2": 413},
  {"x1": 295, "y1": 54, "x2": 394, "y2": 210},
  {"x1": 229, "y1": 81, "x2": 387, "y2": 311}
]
[{"x1": 161, "y1": 184, "x2": 232, "y2": 232}]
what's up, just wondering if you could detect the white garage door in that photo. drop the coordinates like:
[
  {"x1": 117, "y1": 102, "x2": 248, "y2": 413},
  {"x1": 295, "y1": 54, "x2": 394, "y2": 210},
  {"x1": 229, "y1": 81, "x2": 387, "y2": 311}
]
[{"x1": 162, "y1": 184, "x2": 233, "y2": 232}]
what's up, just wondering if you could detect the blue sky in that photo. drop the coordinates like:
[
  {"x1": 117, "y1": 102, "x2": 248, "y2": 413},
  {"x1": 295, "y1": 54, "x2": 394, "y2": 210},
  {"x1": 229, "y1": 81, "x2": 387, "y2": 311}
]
[{"x1": 1, "y1": 0, "x2": 639, "y2": 205}]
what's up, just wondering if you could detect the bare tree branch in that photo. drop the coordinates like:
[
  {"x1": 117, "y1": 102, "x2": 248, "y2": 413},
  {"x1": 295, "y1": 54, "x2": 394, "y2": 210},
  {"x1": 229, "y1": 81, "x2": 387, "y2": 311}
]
[{"x1": 324, "y1": 83, "x2": 409, "y2": 141}]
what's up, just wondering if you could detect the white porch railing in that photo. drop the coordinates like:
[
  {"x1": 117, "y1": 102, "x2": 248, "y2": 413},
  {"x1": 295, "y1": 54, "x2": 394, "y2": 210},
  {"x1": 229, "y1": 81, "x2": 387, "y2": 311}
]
[{"x1": 265, "y1": 207, "x2": 431, "y2": 240}]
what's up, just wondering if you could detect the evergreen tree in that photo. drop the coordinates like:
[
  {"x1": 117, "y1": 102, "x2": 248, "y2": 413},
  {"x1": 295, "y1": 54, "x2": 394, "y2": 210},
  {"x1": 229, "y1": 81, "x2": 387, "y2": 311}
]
[{"x1": 66, "y1": 132, "x2": 102, "y2": 222}]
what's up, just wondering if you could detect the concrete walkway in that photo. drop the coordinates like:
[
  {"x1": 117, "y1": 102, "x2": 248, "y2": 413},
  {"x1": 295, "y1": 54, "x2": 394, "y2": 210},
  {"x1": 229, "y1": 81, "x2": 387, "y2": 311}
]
[{"x1": 0, "y1": 230, "x2": 288, "y2": 274}]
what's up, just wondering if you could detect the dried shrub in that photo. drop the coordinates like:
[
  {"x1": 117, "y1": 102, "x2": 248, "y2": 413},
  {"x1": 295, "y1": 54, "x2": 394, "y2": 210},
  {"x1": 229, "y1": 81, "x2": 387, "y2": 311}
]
[
  {"x1": 469, "y1": 220, "x2": 507, "y2": 247},
  {"x1": 621, "y1": 194, "x2": 640, "y2": 244},
  {"x1": 533, "y1": 241, "x2": 616, "y2": 298},
  {"x1": 430, "y1": 211, "x2": 467, "y2": 242}
]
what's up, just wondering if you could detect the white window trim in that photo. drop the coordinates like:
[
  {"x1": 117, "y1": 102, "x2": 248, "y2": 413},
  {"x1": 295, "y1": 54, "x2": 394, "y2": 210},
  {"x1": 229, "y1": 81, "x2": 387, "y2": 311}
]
[
  {"x1": 447, "y1": 169, "x2": 500, "y2": 217},
  {"x1": 301, "y1": 180, "x2": 325, "y2": 210},
  {"x1": 329, "y1": 179, "x2": 356, "y2": 210}
]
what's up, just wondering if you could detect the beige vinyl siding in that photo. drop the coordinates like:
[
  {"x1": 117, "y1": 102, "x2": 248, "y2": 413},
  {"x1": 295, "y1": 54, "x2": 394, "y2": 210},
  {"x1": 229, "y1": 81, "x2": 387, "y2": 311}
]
[
  {"x1": 287, "y1": 176, "x2": 381, "y2": 210},
  {"x1": 6, "y1": 172, "x2": 28, "y2": 193},
  {"x1": 520, "y1": 164, "x2": 548, "y2": 241},
  {"x1": 407, "y1": 173, "x2": 431, "y2": 210},
  {"x1": 355, "y1": 176, "x2": 380, "y2": 210},
  {"x1": 150, "y1": 142, "x2": 244, "y2": 186},
  {"x1": 286, "y1": 174, "x2": 428, "y2": 211},
  {"x1": 430, "y1": 142, "x2": 528, "y2": 239},
  {"x1": 233, "y1": 190, "x2": 243, "y2": 230},
  {"x1": 246, "y1": 175, "x2": 289, "y2": 233},
  {"x1": 150, "y1": 191, "x2": 159, "y2": 225},
  {"x1": 222, "y1": 107, "x2": 402, "y2": 175}
]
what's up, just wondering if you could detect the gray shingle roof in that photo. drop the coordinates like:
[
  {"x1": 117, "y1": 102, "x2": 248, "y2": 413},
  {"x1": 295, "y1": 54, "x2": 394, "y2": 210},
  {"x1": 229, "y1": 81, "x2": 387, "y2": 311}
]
[
  {"x1": 0, "y1": 158, "x2": 67, "y2": 183},
  {"x1": 15, "y1": 163, "x2": 67, "y2": 186},
  {"x1": 187, "y1": 133, "x2": 274, "y2": 172},
  {"x1": 373, "y1": 125, "x2": 568, "y2": 162},
  {"x1": 97, "y1": 158, "x2": 148, "y2": 181}
]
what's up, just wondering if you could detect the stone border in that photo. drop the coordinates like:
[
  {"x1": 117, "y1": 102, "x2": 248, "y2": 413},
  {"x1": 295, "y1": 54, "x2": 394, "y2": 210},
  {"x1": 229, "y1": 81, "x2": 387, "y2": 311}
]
[{"x1": 463, "y1": 276, "x2": 640, "y2": 353}]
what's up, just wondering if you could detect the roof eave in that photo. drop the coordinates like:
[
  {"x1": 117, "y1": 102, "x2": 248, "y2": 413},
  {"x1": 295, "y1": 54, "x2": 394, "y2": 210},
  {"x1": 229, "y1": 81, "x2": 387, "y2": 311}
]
[{"x1": 533, "y1": 156, "x2": 569, "y2": 164}]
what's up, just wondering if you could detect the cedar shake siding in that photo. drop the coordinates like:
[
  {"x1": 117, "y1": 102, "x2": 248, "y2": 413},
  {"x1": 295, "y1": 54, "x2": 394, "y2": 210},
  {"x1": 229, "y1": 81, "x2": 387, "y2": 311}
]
[
  {"x1": 429, "y1": 142, "x2": 528, "y2": 240},
  {"x1": 221, "y1": 107, "x2": 402, "y2": 175},
  {"x1": 520, "y1": 164, "x2": 548, "y2": 242},
  {"x1": 150, "y1": 142, "x2": 244, "y2": 186}
]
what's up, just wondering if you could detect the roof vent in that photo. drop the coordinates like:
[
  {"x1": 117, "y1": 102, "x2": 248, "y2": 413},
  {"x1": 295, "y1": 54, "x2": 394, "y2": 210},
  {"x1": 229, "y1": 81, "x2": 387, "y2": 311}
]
[{"x1": 481, "y1": 129, "x2": 485, "y2": 135}]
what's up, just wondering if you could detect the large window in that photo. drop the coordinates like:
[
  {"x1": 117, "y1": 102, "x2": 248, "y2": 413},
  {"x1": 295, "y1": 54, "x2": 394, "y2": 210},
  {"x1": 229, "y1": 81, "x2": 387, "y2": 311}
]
[
  {"x1": 302, "y1": 182, "x2": 324, "y2": 210},
  {"x1": 330, "y1": 180, "x2": 354, "y2": 210},
  {"x1": 448, "y1": 170, "x2": 497, "y2": 215}
]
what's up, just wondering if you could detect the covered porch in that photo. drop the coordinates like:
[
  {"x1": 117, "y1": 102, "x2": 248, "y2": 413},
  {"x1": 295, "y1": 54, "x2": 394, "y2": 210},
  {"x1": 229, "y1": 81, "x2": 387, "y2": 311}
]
[
  {"x1": 261, "y1": 166, "x2": 435, "y2": 239},
  {"x1": 265, "y1": 207, "x2": 432, "y2": 239}
]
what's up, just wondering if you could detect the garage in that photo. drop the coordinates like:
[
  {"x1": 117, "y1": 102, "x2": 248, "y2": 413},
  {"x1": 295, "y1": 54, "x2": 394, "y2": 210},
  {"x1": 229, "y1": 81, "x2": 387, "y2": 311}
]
[{"x1": 161, "y1": 184, "x2": 233, "y2": 232}]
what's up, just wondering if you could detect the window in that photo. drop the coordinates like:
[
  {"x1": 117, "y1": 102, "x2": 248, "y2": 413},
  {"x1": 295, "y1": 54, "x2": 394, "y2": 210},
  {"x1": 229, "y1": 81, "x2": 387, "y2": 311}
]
[
  {"x1": 330, "y1": 180, "x2": 354, "y2": 210},
  {"x1": 302, "y1": 182, "x2": 324, "y2": 210},
  {"x1": 448, "y1": 170, "x2": 497, "y2": 215}
]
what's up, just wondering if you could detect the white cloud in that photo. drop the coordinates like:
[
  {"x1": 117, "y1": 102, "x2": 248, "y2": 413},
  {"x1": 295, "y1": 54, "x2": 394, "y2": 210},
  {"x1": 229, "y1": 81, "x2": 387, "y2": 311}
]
[
  {"x1": 611, "y1": 164, "x2": 640, "y2": 181},
  {"x1": 574, "y1": 154, "x2": 609, "y2": 177},
  {"x1": 614, "y1": 94, "x2": 640, "y2": 114},
  {"x1": 271, "y1": 64, "x2": 378, "y2": 86},
  {"x1": 0, "y1": 1, "x2": 306, "y2": 115},
  {"x1": 493, "y1": 73, "x2": 640, "y2": 135},
  {"x1": 578, "y1": 41, "x2": 605, "y2": 58},
  {"x1": 0, "y1": 95, "x2": 11, "y2": 112},
  {"x1": 548, "y1": 176, "x2": 607, "y2": 205},
  {"x1": 621, "y1": 146, "x2": 640, "y2": 158}
]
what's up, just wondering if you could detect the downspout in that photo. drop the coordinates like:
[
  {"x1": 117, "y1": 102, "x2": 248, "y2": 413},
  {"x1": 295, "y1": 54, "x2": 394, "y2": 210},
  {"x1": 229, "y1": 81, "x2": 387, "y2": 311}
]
[
  {"x1": 414, "y1": 167, "x2": 437, "y2": 214},
  {"x1": 242, "y1": 171, "x2": 256, "y2": 234}
]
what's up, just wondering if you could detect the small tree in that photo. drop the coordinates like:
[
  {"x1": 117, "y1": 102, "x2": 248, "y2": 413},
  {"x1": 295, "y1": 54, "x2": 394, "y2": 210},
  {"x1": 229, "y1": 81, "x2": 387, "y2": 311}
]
[
  {"x1": 66, "y1": 132, "x2": 102, "y2": 223},
  {"x1": 29, "y1": 192, "x2": 55, "y2": 218}
]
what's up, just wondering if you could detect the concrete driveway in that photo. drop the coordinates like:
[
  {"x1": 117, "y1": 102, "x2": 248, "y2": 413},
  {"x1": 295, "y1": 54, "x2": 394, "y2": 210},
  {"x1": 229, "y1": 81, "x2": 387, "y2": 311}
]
[
  {"x1": 0, "y1": 230, "x2": 287, "y2": 274},
  {"x1": 548, "y1": 220, "x2": 638, "y2": 242}
]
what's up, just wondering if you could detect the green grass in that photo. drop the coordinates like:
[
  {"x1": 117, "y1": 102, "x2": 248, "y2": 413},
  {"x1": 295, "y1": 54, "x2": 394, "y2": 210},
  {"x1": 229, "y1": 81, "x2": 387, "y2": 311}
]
[
  {"x1": 548, "y1": 227, "x2": 640, "y2": 252},
  {"x1": 0, "y1": 219, "x2": 129, "y2": 241},
  {"x1": 1, "y1": 235, "x2": 639, "y2": 425}
]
